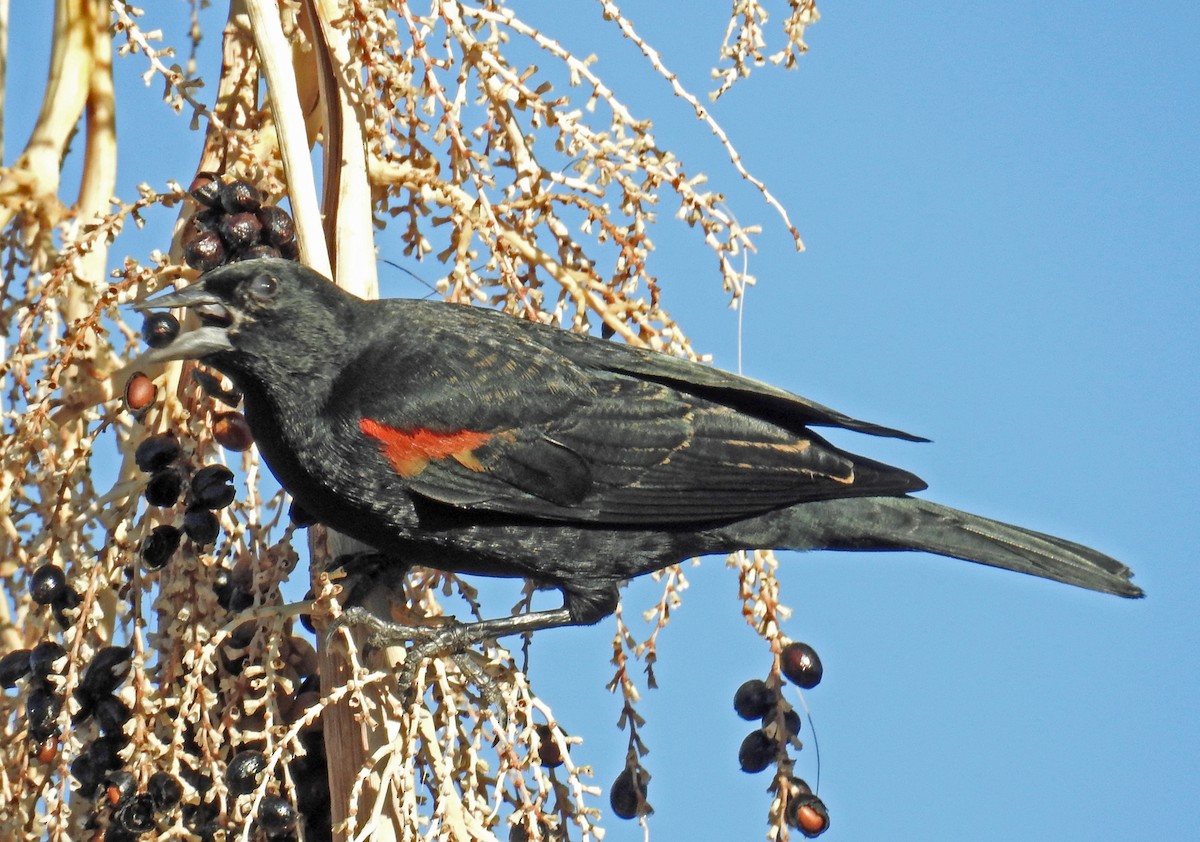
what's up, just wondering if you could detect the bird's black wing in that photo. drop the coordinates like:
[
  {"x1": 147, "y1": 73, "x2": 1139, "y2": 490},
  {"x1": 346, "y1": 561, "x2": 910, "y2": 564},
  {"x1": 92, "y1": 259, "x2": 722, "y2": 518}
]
[{"x1": 340, "y1": 300, "x2": 926, "y2": 524}]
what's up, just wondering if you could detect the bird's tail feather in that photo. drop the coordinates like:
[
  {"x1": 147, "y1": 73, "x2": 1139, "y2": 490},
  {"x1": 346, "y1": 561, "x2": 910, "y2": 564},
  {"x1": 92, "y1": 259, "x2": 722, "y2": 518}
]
[{"x1": 781, "y1": 496, "x2": 1142, "y2": 598}]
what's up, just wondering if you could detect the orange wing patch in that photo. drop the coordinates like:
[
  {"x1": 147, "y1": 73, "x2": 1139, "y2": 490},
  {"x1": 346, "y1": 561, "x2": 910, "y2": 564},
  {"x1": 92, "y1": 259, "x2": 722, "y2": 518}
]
[{"x1": 360, "y1": 418, "x2": 492, "y2": 477}]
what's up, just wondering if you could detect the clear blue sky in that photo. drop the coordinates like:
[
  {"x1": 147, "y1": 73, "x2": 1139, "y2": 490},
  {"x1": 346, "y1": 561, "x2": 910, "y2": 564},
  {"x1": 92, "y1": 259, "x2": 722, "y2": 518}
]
[{"x1": 8, "y1": 3, "x2": 1197, "y2": 840}]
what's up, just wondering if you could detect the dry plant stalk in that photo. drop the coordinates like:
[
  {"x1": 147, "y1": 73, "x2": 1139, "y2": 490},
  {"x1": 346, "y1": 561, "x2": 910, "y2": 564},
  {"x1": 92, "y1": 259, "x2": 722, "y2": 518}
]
[{"x1": 0, "y1": 1, "x2": 818, "y2": 840}]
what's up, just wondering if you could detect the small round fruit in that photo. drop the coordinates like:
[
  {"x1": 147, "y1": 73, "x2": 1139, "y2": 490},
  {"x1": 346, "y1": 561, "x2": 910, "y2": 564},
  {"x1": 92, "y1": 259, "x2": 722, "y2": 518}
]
[
  {"x1": 93, "y1": 694, "x2": 132, "y2": 735},
  {"x1": 114, "y1": 793, "x2": 158, "y2": 833},
  {"x1": 738, "y1": 729, "x2": 776, "y2": 773},
  {"x1": 134, "y1": 435, "x2": 181, "y2": 473},
  {"x1": 534, "y1": 724, "x2": 565, "y2": 768},
  {"x1": 192, "y1": 465, "x2": 236, "y2": 509},
  {"x1": 144, "y1": 469, "x2": 183, "y2": 507},
  {"x1": 212, "y1": 412, "x2": 253, "y2": 450},
  {"x1": 141, "y1": 312, "x2": 180, "y2": 349},
  {"x1": 28, "y1": 640, "x2": 68, "y2": 680},
  {"x1": 257, "y1": 206, "x2": 295, "y2": 246},
  {"x1": 219, "y1": 212, "x2": 263, "y2": 252},
  {"x1": 733, "y1": 678, "x2": 777, "y2": 720},
  {"x1": 29, "y1": 564, "x2": 68, "y2": 606},
  {"x1": 35, "y1": 735, "x2": 59, "y2": 762},
  {"x1": 26, "y1": 687, "x2": 63, "y2": 741},
  {"x1": 183, "y1": 506, "x2": 220, "y2": 546},
  {"x1": 104, "y1": 770, "x2": 136, "y2": 805},
  {"x1": 189, "y1": 172, "x2": 223, "y2": 208},
  {"x1": 148, "y1": 771, "x2": 183, "y2": 812},
  {"x1": 787, "y1": 792, "x2": 830, "y2": 838},
  {"x1": 258, "y1": 795, "x2": 299, "y2": 836},
  {"x1": 226, "y1": 749, "x2": 268, "y2": 795},
  {"x1": 183, "y1": 229, "x2": 227, "y2": 272},
  {"x1": 70, "y1": 752, "x2": 103, "y2": 794},
  {"x1": 780, "y1": 641, "x2": 823, "y2": 689},
  {"x1": 80, "y1": 646, "x2": 133, "y2": 699},
  {"x1": 764, "y1": 706, "x2": 802, "y2": 739},
  {"x1": 0, "y1": 648, "x2": 32, "y2": 687},
  {"x1": 609, "y1": 766, "x2": 650, "y2": 820},
  {"x1": 124, "y1": 372, "x2": 157, "y2": 414},
  {"x1": 238, "y1": 244, "x2": 281, "y2": 261},
  {"x1": 219, "y1": 180, "x2": 263, "y2": 214},
  {"x1": 141, "y1": 525, "x2": 182, "y2": 570}
]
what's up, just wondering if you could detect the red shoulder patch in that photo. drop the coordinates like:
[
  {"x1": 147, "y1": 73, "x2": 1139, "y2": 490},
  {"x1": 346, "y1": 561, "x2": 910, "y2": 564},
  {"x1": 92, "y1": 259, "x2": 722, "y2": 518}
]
[{"x1": 360, "y1": 418, "x2": 492, "y2": 477}]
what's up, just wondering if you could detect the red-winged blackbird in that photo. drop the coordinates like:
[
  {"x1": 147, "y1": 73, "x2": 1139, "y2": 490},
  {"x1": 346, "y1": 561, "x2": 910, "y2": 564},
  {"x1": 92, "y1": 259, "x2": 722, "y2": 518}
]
[{"x1": 135, "y1": 259, "x2": 1140, "y2": 643}]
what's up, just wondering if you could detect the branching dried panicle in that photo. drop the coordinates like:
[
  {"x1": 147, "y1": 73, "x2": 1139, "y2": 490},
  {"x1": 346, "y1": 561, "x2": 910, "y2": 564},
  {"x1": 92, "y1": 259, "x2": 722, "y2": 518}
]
[{"x1": 0, "y1": 1, "x2": 819, "y2": 840}]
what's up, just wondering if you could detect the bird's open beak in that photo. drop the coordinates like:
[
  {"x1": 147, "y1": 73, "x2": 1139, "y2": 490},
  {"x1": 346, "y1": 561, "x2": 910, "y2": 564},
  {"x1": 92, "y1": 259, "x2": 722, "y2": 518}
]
[{"x1": 131, "y1": 284, "x2": 236, "y2": 364}]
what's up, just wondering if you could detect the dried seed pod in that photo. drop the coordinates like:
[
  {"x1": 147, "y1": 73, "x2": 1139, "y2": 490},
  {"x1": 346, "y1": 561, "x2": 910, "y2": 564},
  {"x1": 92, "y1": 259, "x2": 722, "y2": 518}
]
[
  {"x1": 134, "y1": 434, "x2": 181, "y2": 473},
  {"x1": 124, "y1": 372, "x2": 157, "y2": 414},
  {"x1": 781, "y1": 642, "x2": 823, "y2": 689},
  {"x1": 733, "y1": 678, "x2": 777, "y2": 720},
  {"x1": 141, "y1": 312, "x2": 180, "y2": 349},
  {"x1": 29, "y1": 564, "x2": 68, "y2": 606},
  {"x1": 140, "y1": 524, "x2": 181, "y2": 570},
  {"x1": 191, "y1": 465, "x2": 236, "y2": 510}
]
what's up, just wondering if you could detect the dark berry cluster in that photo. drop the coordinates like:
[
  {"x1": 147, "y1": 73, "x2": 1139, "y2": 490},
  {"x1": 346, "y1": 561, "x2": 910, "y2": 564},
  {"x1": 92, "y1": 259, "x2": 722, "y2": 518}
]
[
  {"x1": 28, "y1": 563, "x2": 80, "y2": 629},
  {"x1": 731, "y1": 640, "x2": 829, "y2": 837},
  {"x1": 132, "y1": 433, "x2": 240, "y2": 567},
  {"x1": 182, "y1": 174, "x2": 299, "y2": 271}
]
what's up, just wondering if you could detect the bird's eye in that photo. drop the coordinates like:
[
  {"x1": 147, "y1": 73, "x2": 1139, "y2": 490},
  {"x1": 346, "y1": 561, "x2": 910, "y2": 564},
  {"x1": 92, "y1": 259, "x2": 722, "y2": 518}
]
[{"x1": 248, "y1": 273, "x2": 278, "y2": 302}]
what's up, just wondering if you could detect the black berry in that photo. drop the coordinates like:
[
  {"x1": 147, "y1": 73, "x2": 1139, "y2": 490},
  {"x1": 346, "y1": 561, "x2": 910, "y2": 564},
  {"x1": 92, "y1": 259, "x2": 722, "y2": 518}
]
[
  {"x1": 0, "y1": 648, "x2": 32, "y2": 687},
  {"x1": 219, "y1": 180, "x2": 263, "y2": 214},
  {"x1": 28, "y1": 640, "x2": 67, "y2": 680},
  {"x1": 219, "y1": 212, "x2": 263, "y2": 252},
  {"x1": 226, "y1": 749, "x2": 268, "y2": 795},
  {"x1": 183, "y1": 229, "x2": 227, "y2": 272},
  {"x1": 141, "y1": 524, "x2": 182, "y2": 570},
  {"x1": 134, "y1": 435, "x2": 181, "y2": 473},
  {"x1": 733, "y1": 678, "x2": 777, "y2": 720},
  {"x1": 737, "y1": 729, "x2": 775, "y2": 774},
  {"x1": 534, "y1": 724, "x2": 565, "y2": 768},
  {"x1": 93, "y1": 694, "x2": 132, "y2": 734},
  {"x1": 114, "y1": 792, "x2": 158, "y2": 833},
  {"x1": 189, "y1": 172, "x2": 223, "y2": 208},
  {"x1": 141, "y1": 312, "x2": 180, "y2": 349},
  {"x1": 183, "y1": 506, "x2": 220, "y2": 546},
  {"x1": 148, "y1": 771, "x2": 183, "y2": 812},
  {"x1": 257, "y1": 206, "x2": 295, "y2": 246},
  {"x1": 192, "y1": 465, "x2": 236, "y2": 509},
  {"x1": 609, "y1": 765, "x2": 650, "y2": 820},
  {"x1": 29, "y1": 564, "x2": 68, "y2": 606},
  {"x1": 80, "y1": 646, "x2": 133, "y2": 699},
  {"x1": 26, "y1": 687, "x2": 63, "y2": 741},
  {"x1": 145, "y1": 468, "x2": 183, "y2": 507},
  {"x1": 258, "y1": 795, "x2": 299, "y2": 836}
]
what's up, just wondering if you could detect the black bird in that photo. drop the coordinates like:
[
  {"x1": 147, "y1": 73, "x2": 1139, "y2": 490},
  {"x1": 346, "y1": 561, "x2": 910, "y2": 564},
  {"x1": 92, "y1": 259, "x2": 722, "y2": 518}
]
[{"x1": 135, "y1": 259, "x2": 1140, "y2": 644}]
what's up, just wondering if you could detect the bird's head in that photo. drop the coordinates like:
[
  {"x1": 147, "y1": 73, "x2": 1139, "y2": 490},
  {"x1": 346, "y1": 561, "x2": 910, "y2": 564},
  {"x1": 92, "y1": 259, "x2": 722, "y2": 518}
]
[{"x1": 133, "y1": 258, "x2": 362, "y2": 390}]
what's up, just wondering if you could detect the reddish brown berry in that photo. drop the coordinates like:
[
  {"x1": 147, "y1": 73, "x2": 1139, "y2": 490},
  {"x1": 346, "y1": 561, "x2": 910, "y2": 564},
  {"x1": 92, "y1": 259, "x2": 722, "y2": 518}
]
[
  {"x1": 124, "y1": 372, "x2": 157, "y2": 413},
  {"x1": 534, "y1": 724, "x2": 566, "y2": 768},
  {"x1": 780, "y1": 641, "x2": 823, "y2": 689},
  {"x1": 787, "y1": 793, "x2": 830, "y2": 838},
  {"x1": 257, "y1": 205, "x2": 295, "y2": 246},
  {"x1": 213, "y1": 412, "x2": 254, "y2": 451},
  {"x1": 189, "y1": 172, "x2": 223, "y2": 208},
  {"x1": 219, "y1": 180, "x2": 262, "y2": 214},
  {"x1": 183, "y1": 229, "x2": 227, "y2": 271},
  {"x1": 219, "y1": 212, "x2": 263, "y2": 252}
]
